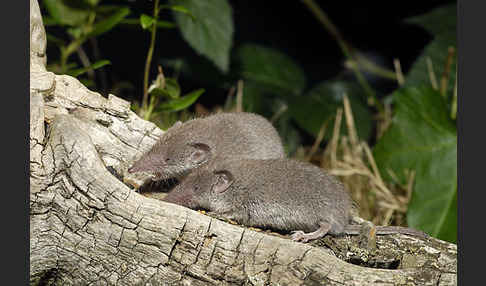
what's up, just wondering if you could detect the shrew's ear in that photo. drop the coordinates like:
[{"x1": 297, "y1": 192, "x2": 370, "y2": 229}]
[
  {"x1": 188, "y1": 143, "x2": 211, "y2": 165},
  {"x1": 212, "y1": 170, "x2": 234, "y2": 194},
  {"x1": 168, "y1": 121, "x2": 182, "y2": 131}
]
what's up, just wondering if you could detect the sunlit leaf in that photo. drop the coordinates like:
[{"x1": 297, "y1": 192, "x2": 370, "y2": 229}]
[{"x1": 140, "y1": 14, "x2": 154, "y2": 29}]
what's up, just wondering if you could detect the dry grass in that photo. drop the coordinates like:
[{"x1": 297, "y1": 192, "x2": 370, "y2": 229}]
[{"x1": 300, "y1": 95, "x2": 415, "y2": 226}]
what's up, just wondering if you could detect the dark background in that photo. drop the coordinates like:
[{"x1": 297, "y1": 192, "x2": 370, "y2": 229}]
[{"x1": 45, "y1": 0, "x2": 456, "y2": 108}]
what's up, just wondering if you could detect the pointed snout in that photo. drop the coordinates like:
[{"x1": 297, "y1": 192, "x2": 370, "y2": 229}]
[
  {"x1": 127, "y1": 162, "x2": 143, "y2": 174},
  {"x1": 127, "y1": 166, "x2": 136, "y2": 173}
]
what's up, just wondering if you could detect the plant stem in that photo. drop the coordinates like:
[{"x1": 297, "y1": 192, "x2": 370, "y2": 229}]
[
  {"x1": 142, "y1": 0, "x2": 161, "y2": 116},
  {"x1": 440, "y1": 46, "x2": 455, "y2": 98},
  {"x1": 300, "y1": 0, "x2": 384, "y2": 113},
  {"x1": 346, "y1": 56, "x2": 398, "y2": 80},
  {"x1": 60, "y1": 37, "x2": 84, "y2": 73}
]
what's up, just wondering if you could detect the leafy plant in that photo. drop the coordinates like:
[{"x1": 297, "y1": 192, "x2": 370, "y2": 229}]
[
  {"x1": 370, "y1": 4, "x2": 457, "y2": 243},
  {"x1": 43, "y1": 0, "x2": 208, "y2": 123},
  {"x1": 374, "y1": 87, "x2": 457, "y2": 243},
  {"x1": 42, "y1": 0, "x2": 130, "y2": 77},
  {"x1": 134, "y1": 66, "x2": 204, "y2": 128},
  {"x1": 139, "y1": 0, "x2": 198, "y2": 114}
]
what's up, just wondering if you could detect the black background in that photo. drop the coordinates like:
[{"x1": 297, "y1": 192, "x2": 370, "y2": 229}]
[{"x1": 46, "y1": 0, "x2": 455, "y2": 107}]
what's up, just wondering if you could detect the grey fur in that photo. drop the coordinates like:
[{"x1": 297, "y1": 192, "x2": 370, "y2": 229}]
[
  {"x1": 163, "y1": 158, "x2": 352, "y2": 236},
  {"x1": 163, "y1": 158, "x2": 429, "y2": 242},
  {"x1": 128, "y1": 112, "x2": 285, "y2": 180}
]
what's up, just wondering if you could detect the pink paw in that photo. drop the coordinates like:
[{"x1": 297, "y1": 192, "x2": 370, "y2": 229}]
[{"x1": 290, "y1": 230, "x2": 309, "y2": 243}]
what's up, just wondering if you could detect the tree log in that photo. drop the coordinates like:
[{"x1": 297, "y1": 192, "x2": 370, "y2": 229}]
[{"x1": 29, "y1": 1, "x2": 457, "y2": 285}]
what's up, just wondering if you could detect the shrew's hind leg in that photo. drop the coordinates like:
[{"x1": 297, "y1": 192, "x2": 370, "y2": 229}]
[{"x1": 290, "y1": 221, "x2": 331, "y2": 243}]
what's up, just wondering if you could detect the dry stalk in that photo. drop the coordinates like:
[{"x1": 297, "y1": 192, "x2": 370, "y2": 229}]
[
  {"x1": 376, "y1": 102, "x2": 392, "y2": 140},
  {"x1": 342, "y1": 95, "x2": 361, "y2": 157},
  {"x1": 393, "y1": 58, "x2": 405, "y2": 86},
  {"x1": 317, "y1": 96, "x2": 412, "y2": 225},
  {"x1": 440, "y1": 46, "x2": 456, "y2": 97},
  {"x1": 236, "y1": 79, "x2": 244, "y2": 112},
  {"x1": 322, "y1": 107, "x2": 343, "y2": 169},
  {"x1": 426, "y1": 57, "x2": 439, "y2": 90},
  {"x1": 305, "y1": 120, "x2": 329, "y2": 162}
]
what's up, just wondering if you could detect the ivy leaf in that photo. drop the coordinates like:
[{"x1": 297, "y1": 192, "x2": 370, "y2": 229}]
[
  {"x1": 404, "y1": 4, "x2": 457, "y2": 97},
  {"x1": 236, "y1": 43, "x2": 307, "y2": 96},
  {"x1": 170, "y1": 0, "x2": 233, "y2": 73},
  {"x1": 373, "y1": 86, "x2": 457, "y2": 243}
]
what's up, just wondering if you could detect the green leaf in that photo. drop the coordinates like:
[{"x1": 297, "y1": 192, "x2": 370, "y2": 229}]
[
  {"x1": 67, "y1": 27, "x2": 83, "y2": 39},
  {"x1": 373, "y1": 86, "x2": 457, "y2": 243},
  {"x1": 287, "y1": 80, "x2": 373, "y2": 141},
  {"x1": 140, "y1": 14, "x2": 154, "y2": 29},
  {"x1": 160, "y1": 56, "x2": 230, "y2": 89},
  {"x1": 43, "y1": 0, "x2": 90, "y2": 26},
  {"x1": 79, "y1": 78, "x2": 96, "y2": 88},
  {"x1": 170, "y1": 0, "x2": 234, "y2": 73},
  {"x1": 121, "y1": 18, "x2": 176, "y2": 29},
  {"x1": 156, "y1": 89, "x2": 205, "y2": 112},
  {"x1": 42, "y1": 16, "x2": 60, "y2": 27},
  {"x1": 404, "y1": 4, "x2": 457, "y2": 97},
  {"x1": 87, "y1": 7, "x2": 130, "y2": 38},
  {"x1": 160, "y1": 4, "x2": 195, "y2": 20},
  {"x1": 236, "y1": 44, "x2": 307, "y2": 96},
  {"x1": 150, "y1": 78, "x2": 181, "y2": 99},
  {"x1": 46, "y1": 33, "x2": 66, "y2": 46},
  {"x1": 66, "y1": 60, "x2": 111, "y2": 77},
  {"x1": 241, "y1": 82, "x2": 267, "y2": 114},
  {"x1": 84, "y1": 0, "x2": 100, "y2": 7},
  {"x1": 406, "y1": 4, "x2": 456, "y2": 36}
]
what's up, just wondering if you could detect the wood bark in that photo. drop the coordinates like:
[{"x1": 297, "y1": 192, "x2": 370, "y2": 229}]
[{"x1": 29, "y1": 1, "x2": 457, "y2": 285}]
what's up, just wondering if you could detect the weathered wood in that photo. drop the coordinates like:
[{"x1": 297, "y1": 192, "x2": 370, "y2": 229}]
[{"x1": 29, "y1": 1, "x2": 457, "y2": 285}]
